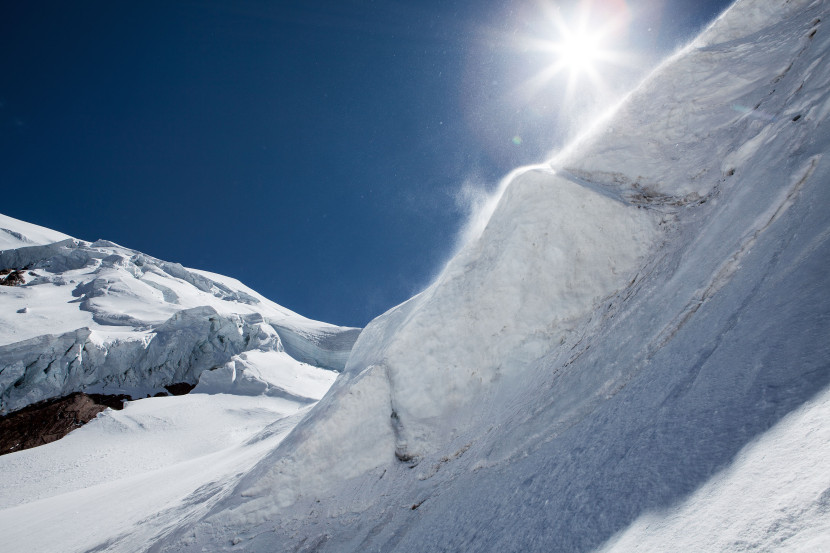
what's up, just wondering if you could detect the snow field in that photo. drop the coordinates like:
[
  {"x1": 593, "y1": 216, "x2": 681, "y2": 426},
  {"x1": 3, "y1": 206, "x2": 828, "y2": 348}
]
[{"x1": 0, "y1": 349, "x2": 337, "y2": 553}]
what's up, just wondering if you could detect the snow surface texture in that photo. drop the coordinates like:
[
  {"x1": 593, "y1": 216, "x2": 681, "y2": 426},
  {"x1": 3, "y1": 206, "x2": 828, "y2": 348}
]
[
  {"x1": 143, "y1": 0, "x2": 826, "y2": 550},
  {"x1": 0, "y1": 213, "x2": 72, "y2": 250},
  {"x1": 0, "y1": 220, "x2": 359, "y2": 413},
  {"x1": 0, "y1": 220, "x2": 348, "y2": 551},
  {"x1": 3, "y1": 0, "x2": 830, "y2": 550},
  {"x1": 0, "y1": 385, "x2": 335, "y2": 553}
]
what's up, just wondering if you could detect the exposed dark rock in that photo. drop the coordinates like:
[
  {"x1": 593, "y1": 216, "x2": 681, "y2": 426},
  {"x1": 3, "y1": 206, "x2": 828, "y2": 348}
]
[
  {"x1": 164, "y1": 382, "x2": 196, "y2": 396},
  {"x1": 0, "y1": 392, "x2": 130, "y2": 456},
  {"x1": 0, "y1": 269, "x2": 25, "y2": 286}
]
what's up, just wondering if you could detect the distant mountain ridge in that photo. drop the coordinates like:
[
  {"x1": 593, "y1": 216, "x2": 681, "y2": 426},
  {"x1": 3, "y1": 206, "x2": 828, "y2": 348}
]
[{"x1": 0, "y1": 213, "x2": 359, "y2": 415}]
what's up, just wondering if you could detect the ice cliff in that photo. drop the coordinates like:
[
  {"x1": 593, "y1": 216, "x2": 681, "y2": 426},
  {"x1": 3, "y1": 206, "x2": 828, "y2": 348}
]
[{"x1": 0, "y1": 213, "x2": 359, "y2": 415}]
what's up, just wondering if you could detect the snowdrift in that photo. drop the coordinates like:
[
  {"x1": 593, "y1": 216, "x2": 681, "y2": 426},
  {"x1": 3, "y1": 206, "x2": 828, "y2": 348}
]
[{"x1": 149, "y1": 0, "x2": 830, "y2": 550}]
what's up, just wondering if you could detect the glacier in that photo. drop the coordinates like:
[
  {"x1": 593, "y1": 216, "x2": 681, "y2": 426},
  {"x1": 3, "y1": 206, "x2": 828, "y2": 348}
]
[
  {"x1": 0, "y1": 212, "x2": 357, "y2": 551},
  {"x1": 0, "y1": 212, "x2": 359, "y2": 415},
  {"x1": 2, "y1": 0, "x2": 830, "y2": 551}
]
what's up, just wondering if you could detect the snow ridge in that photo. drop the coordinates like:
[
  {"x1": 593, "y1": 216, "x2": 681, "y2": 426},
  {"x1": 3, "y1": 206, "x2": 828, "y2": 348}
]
[
  {"x1": 0, "y1": 213, "x2": 72, "y2": 250},
  {"x1": 0, "y1": 226, "x2": 359, "y2": 414},
  {"x1": 147, "y1": 0, "x2": 830, "y2": 551}
]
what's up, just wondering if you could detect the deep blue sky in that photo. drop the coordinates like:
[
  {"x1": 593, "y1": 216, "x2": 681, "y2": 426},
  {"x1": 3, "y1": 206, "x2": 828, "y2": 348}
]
[{"x1": 1, "y1": 0, "x2": 732, "y2": 327}]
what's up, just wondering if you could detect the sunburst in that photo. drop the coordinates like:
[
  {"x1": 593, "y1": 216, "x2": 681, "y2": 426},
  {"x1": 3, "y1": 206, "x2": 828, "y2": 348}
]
[{"x1": 516, "y1": 1, "x2": 631, "y2": 105}]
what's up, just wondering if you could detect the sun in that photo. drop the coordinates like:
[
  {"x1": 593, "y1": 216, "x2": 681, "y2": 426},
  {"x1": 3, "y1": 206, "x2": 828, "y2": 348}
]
[
  {"x1": 514, "y1": 2, "x2": 632, "y2": 105},
  {"x1": 545, "y1": 8, "x2": 615, "y2": 92},
  {"x1": 554, "y1": 25, "x2": 604, "y2": 78}
]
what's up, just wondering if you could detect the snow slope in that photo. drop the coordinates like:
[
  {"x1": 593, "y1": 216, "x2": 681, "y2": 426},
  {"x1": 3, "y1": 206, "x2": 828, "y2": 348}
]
[
  {"x1": 0, "y1": 213, "x2": 72, "y2": 250},
  {"x1": 0, "y1": 222, "x2": 359, "y2": 414},
  {"x1": 0, "y1": 219, "x2": 353, "y2": 552},
  {"x1": 0, "y1": 387, "x2": 334, "y2": 553},
  {"x1": 597, "y1": 386, "x2": 830, "y2": 553},
  {"x1": 139, "y1": 0, "x2": 828, "y2": 550},
  {"x1": 3, "y1": 0, "x2": 829, "y2": 551}
]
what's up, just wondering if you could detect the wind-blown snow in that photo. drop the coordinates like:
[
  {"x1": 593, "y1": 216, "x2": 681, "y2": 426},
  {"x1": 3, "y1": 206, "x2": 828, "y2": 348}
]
[
  {"x1": 2, "y1": 0, "x2": 829, "y2": 551},
  {"x1": 197, "y1": 163, "x2": 658, "y2": 519}
]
